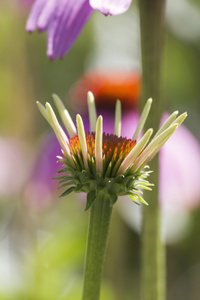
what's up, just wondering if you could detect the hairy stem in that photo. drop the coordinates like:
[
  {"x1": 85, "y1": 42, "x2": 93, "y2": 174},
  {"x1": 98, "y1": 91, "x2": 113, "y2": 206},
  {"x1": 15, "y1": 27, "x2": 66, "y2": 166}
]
[{"x1": 82, "y1": 195, "x2": 113, "y2": 300}]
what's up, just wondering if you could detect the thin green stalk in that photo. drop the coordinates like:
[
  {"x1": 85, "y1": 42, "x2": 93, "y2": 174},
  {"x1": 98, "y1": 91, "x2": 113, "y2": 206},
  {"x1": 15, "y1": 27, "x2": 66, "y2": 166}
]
[
  {"x1": 138, "y1": 1, "x2": 166, "y2": 300},
  {"x1": 82, "y1": 195, "x2": 113, "y2": 300}
]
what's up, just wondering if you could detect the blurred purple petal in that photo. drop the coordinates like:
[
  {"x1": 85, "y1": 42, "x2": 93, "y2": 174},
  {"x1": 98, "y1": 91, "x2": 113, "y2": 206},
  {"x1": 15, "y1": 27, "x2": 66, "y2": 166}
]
[
  {"x1": 26, "y1": 0, "x2": 47, "y2": 32},
  {"x1": 37, "y1": 0, "x2": 58, "y2": 32},
  {"x1": 24, "y1": 133, "x2": 62, "y2": 209},
  {"x1": 121, "y1": 110, "x2": 139, "y2": 138},
  {"x1": 26, "y1": 0, "x2": 94, "y2": 60},
  {"x1": 26, "y1": 0, "x2": 132, "y2": 59},
  {"x1": 89, "y1": 0, "x2": 132, "y2": 15},
  {"x1": 47, "y1": 0, "x2": 93, "y2": 60}
]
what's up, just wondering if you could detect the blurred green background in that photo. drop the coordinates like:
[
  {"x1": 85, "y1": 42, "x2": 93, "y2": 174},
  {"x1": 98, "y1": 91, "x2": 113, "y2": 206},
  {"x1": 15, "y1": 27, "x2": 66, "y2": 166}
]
[{"x1": 0, "y1": 0, "x2": 200, "y2": 299}]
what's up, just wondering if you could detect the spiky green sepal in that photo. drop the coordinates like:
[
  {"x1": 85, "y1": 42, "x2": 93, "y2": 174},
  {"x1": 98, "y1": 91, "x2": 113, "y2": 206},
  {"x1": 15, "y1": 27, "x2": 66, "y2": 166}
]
[{"x1": 55, "y1": 159, "x2": 152, "y2": 210}]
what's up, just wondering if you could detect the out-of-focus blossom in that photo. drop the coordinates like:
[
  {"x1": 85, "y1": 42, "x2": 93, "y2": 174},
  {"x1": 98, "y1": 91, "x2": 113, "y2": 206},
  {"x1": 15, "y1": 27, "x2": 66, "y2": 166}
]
[
  {"x1": 70, "y1": 70, "x2": 140, "y2": 113},
  {"x1": 159, "y1": 113, "x2": 200, "y2": 211},
  {"x1": 0, "y1": 138, "x2": 30, "y2": 197},
  {"x1": 26, "y1": 0, "x2": 132, "y2": 60}
]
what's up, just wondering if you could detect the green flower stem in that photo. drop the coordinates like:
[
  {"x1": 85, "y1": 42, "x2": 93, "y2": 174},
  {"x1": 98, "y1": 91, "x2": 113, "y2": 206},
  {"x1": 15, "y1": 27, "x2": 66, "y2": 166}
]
[
  {"x1": 138, "y1": 1, "x2": 166, "y2": 300},
  {"x1": 82, "y1": 195, "x2": 113, "y2": 300}
]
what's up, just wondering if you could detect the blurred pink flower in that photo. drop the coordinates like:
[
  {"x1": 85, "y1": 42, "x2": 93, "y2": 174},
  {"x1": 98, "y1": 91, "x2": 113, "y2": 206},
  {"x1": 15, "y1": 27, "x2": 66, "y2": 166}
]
[
  {"x1": 159, "y1": 113, "x2": 200, "y2": 211},
  {"x1": 0, "y1": 138, "x2": 30, "y2": 197},
  {"x1": 23, "y1": 133, "x2": 62, "y2": 210},
  {"x1": 26, "y1": 0, "x2": 132, "y2": 60}
]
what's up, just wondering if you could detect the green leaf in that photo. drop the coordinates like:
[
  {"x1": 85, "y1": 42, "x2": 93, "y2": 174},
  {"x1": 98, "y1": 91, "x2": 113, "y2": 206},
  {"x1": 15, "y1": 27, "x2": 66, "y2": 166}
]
[
  {"x1": 85, "y1": 191, "x2": 96, "y2": 211},
  {"x1": 59, "y1": 186, "x2": 76, "y2": 197}
]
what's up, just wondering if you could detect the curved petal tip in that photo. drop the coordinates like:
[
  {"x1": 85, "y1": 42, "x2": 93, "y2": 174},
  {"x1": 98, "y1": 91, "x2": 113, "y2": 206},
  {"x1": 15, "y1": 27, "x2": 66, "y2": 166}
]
[{"x1": 89, "y1": 0, "x2": 132, "y2": 15}]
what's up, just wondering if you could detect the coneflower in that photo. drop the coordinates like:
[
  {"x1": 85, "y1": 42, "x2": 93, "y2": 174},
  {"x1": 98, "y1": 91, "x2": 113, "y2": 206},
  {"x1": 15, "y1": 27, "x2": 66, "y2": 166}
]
[
  {"x1": 37, "y1": 92, "x2": 186, "y2": 209},
  {"x1": 37, "y1": 91, "x2": 187, "y2": 300}
]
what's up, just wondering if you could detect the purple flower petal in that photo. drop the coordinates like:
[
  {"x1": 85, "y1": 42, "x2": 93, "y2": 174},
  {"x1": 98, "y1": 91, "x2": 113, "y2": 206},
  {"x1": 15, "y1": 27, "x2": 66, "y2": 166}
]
[
  {"x1": 89, "y1": 0, "x2": 132, "y2": 15},
  {"x1": 26, "y1": 0, "x2": 47, "y2": 32},
  {"x1": 37, "y1": 0, "x2": 59, "y2": 32},
  {"x1": 26, "y1": 0, "x2": 132, "y2": 59},
  {"x1": 47, "y1": 0, "x2": 93, "y2": 60},
  {"x1": 26, "y1": 0, "x2": 94, "y2": 60}
]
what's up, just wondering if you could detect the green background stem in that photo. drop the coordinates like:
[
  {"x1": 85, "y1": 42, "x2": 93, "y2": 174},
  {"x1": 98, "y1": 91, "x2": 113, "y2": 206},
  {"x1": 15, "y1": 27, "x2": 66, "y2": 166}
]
[
  {"x1": 82, "y1": 195, "x2": 113, "y2": 300},
  {"x1": 138, "y1": 0, "x2": 166, "y2": 300}
]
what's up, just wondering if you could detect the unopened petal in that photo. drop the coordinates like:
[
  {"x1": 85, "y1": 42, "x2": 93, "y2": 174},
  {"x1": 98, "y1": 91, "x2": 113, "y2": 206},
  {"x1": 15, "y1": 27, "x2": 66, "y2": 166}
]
[
  {"x1": 115, "y1": 100, "x2": 121, "y2": 137},
  {"x1": 87, "y1": 91, "x2": 97, "y2": 132},
  {"x1": 52, "y1": 94, "x2": 77, "y2": 138},
  {"x1": 36, "y1": 101, "x2": 52, "y2": 126},
  {"x1": 133, "y1": 123, "x2": 178, "y2": 172},
  {"x1": 153, "y1": 110, "x2": 179, "y2": 140},
  {"x1": 76, "y1": 114, "x2": 89, "y2": 170},
  {"x1": 95, "y1": 116, "x2": 103, "y2": 172},
  {"x1": 118, "y1": 128, "x2": 153, "y2": 174},
  {"x1": 89, "y1": 0, "x2": 132, "y2": 16},
  {"x1": 45, "y1": 103, "x2": 74, "y2": 165},
  {"x1": 132, "y1": 98, "x2": 152, "y2": 141},
  {"x1": 172, "y1": 112, "x2": 188, "y2": 126}
]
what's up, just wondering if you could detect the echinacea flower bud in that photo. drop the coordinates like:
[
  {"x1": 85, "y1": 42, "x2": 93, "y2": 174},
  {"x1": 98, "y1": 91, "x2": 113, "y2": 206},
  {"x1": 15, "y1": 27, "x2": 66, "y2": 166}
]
[{"x1": 37, "y1": 92, "x2": 186, "y2": 210}]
